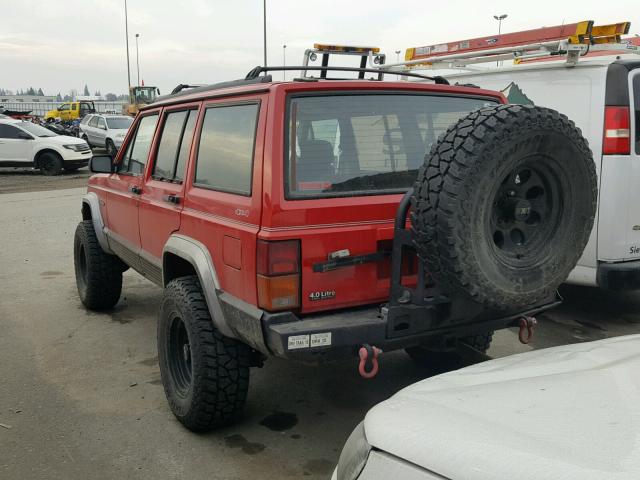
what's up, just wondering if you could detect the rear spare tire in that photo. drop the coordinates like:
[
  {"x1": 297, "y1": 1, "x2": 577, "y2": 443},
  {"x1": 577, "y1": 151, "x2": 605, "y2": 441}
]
[{"x1": 412, "y1": 104, "x2": 597, "y2": 310}]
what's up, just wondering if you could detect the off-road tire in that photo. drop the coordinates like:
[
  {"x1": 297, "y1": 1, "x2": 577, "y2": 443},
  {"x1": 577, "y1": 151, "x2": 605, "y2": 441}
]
[
  {"x1": 106, "y1": 139, "x2": 117, "y2": 159},
  {"x1": 412, "y1": 104, "x2": 597, "y2": 309},
  {"x1": 158, "y1": 276, "x2": 251, "y2": 432},
  {"x1": 39, "y1": 152, "x2": 63, "y2": 175},
  {"x1": 74, "y1": 220, "x2": 123, "y2": 310},
  {"x1": 406, "y1": 331, "x2": 494, "y2": 367}
]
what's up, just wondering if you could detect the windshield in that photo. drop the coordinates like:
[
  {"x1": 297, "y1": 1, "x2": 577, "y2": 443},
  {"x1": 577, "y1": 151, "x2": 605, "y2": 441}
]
[
  {"x1": 106, "y1": 117, "x2": 133, "y2": 129},
  {"x1": 286, "y1": 93, "x2": 497, "y2": 198},
  {"x1": 18, "y1": 122, "x2": 56, "y2": 137},
  {"x1": 134, "y1": 87, "x2": 157, "y2": 103}
]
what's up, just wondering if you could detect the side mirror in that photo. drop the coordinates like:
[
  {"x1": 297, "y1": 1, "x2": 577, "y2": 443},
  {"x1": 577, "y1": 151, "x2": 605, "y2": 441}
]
[{"x1": 90, "y1": 156, "x2": 113, "y2": 173}]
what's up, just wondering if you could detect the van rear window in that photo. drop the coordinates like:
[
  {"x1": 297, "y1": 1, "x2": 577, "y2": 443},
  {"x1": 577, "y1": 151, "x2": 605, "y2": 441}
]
[{"x1": 285, "y1": 93, "x2": 496, "y2": 198}]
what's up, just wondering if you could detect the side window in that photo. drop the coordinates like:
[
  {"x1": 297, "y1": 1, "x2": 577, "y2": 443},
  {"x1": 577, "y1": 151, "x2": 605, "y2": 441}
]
[
  {"x1": 97, "y1": 118, "x2": 106, "y2": 129},
  {"x1": 59, "y1": 104, "x2": 69, "y2": 111},
  {"x1": 0, "y1": 124, "x2": 22, "y2": 139},
  {"x1": 634, "y1": 75, "x2": 640, "y2": 154},
  {"x1": 89, "y1": 116, "x2": 99, "y2": 127},
  {"x1": 120, "y1": 114, "x2": 159, "y2": 175},
  {"x1": 72, "y1": 104, "x2": 78, "y2": 111},
  {"x1": 195, "y1": 103, "x2": 259, "y2": 195},
  {"x1": 153, "y1": 110, "x2": 191, "y2": 181}
]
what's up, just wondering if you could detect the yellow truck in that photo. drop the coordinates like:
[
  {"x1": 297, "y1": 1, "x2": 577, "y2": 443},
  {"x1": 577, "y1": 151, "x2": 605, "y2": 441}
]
[{"x1": 44, "y1": 101, "x2": 96, "y2": 122}]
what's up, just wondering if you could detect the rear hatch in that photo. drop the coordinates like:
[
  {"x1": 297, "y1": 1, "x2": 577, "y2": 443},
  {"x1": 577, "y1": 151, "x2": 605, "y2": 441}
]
[{"x1": 266, "y1": 87, "x2": 500, "y2": 314}]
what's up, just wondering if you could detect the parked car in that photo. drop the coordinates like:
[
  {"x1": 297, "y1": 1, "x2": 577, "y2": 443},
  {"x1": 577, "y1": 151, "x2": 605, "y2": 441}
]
[
  {"x1": 438, "y1": 45, "x2": 640, "y2": 292},
  {"x1": 333, "y1": 334, "x2": 640, "y2": 480},
  {"x1": 79, "y1": 114, "x2": 133, "y2": 158},
  {"x1": 0, "y1": 119, "x2": 92, "y2": 174},
  {"x1": 44, "y1": 101, "x2": 96, "y2": 122},
  {"x1": 73, "y1": 52, "x2": 596, "y2": 432}
]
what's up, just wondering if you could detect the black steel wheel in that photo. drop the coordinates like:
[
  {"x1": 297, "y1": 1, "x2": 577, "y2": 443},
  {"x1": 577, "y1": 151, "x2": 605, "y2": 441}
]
[
  {"x1": 412, "y1": 105, "x2": 598, "y2": 309},
  {"x1": 167, "y1": 316, "x2": 193, "y2": 398},
  {"x1": 39, "y1": 152, "x2": 63, "y2": 175}
]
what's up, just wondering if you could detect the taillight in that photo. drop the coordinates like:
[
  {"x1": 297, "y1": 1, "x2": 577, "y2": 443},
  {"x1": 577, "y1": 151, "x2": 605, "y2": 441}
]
[
  {"x1": 603, "y1": 106, "x2": 630, "y2": 155},
  {"x1": 257, "y1": 240, "x2": 300, "y2": 311}
]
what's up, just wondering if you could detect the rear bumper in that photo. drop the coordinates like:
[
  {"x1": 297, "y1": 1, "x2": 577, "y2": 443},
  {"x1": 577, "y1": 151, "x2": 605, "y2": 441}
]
[
  {"x1": 219, "y1": 292, "x2": 561, "y2": 363},
  {"x1": 597, "y1": 260, "x2": 640, "y2": 290}
]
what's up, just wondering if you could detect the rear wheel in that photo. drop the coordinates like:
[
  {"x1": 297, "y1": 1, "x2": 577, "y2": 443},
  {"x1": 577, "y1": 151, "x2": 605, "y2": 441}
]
[
  {"x1": 39, "y1": 152, "x2": 63, "y2": 175},
  {"x1": 412, "y1": 105, "x2": 597, "y2": 310},
  {"x1": 158, "y1": 276, "x2": 251, "y2": 432},
  {"x1": 406, "y1": 331, "x2": 494, "y2": 367}
]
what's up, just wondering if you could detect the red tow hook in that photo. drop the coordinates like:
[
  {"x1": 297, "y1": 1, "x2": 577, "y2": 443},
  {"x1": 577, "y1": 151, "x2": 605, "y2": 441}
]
[
  {"x1": 518, "y1": 316, "x2": 537, "y2": 344},
  {"x1": 358, "y1": 344, "x2": 382, "y2": 379}
]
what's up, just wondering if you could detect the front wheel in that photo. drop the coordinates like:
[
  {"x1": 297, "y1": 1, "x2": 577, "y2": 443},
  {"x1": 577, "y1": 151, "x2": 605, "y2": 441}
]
[
  {"x1": 158, "y1": 276, "x2": 251, "y2": 432},
  {"x1": 74, "y1": 220, "x2": 124, "y2": 310},
  {"x1": 39, "y1": 152, "x2": 63, "y2": 175},
  {"x1": 106, "y1": 139, "x2": 117, "y2": 159}
]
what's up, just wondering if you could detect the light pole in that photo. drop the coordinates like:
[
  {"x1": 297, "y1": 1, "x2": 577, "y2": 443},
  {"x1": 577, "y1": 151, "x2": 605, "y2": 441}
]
[
  {"x1": 493, "y1": 14, "x2": 508, "y2": 66},
  {"x1": 282, "y1": 44, "x2": 287, "y2": 81},
  {"x1": 263, "y1": 0, "x2": 267, "y2": 67},
  {"x1": 395, "y1": 50, "x2": 401, "y2": 80},
  {"x1": 135, "y1": 34, "x2": 140, "y2": 86},
  {"x1": 124, "y1": 0, "x2": 131, "y2": 90}
]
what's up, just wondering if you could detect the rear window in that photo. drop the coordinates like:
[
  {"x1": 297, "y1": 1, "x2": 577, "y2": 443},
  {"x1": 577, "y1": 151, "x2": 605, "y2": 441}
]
[
  {"x1": 106, "y1": 117, "x2": 133, "y2": 129},
  {"x1": 286, "y1": 93, "x2": 497, "y2": 198}
]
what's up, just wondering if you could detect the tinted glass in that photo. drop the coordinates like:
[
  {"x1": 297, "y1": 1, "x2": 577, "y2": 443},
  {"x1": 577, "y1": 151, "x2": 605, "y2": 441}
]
[
  {"x1": 175, "y1": 110, "x2": 197, "y2": 181},
  {"x1": 154, "y1": 111, "x2": 188, "y2": 179},
  {"x1": 106, "y1": 117, "x2": 133, "y2": 129},
  {"x1": 286, "y1": 94, "x2": 496, "y2": 197},
  {"x1": 89, "y1": 116, "x2": 99, "y2": 127},
  {"x1": 121, "y1": 114, "x2": 158, "y2": 175},
  {"x1": 195, "y1": 104, "x2": 258, "y2": 195},
  {"x1": 97, "y1": 118, "x2": 106, "y2": 128},
  {"x1": 0, "y1": 124, "x2": 23, "y2": 139},
  {"x1": 634, "y1": 75, "x2": 640, "y2": 154}
]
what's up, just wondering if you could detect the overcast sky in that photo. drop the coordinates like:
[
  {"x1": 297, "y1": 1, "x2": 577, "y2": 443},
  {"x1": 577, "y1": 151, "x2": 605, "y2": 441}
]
[{"x1": 1, "y1": 0, "x2": 639, "y2": 96}]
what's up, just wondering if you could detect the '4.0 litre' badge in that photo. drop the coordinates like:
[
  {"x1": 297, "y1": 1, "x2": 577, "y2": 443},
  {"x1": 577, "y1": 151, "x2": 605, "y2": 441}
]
[{"x1": 309, "y1": 291, "x2": 335, "y2": 301}]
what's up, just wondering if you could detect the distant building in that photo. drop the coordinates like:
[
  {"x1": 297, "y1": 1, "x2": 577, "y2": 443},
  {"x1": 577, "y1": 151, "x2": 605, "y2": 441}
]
[{"x1": 0, "y1": 94, "x2": 57, "y2": 103}]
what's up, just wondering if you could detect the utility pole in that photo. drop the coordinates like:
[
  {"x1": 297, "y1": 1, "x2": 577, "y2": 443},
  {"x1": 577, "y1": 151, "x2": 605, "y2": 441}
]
[
  {"x1": 282, "y1": 44, "x2": 287, "y2": 81},
  {"x1": 124, "y1": 0, "x2": 131, "y2": 91},
  {"x1": 493, "y1": 14, "x2": 508, "y2": 66},
  {"x1": 135, "y1": 33, "x2": 140, "y2": 86},
  {"x1": 395, "y1": 50, "x2": 401, "y2": 80},
  {"x1": 263, "y1": 0, "x2": 267, "y2": 67}
]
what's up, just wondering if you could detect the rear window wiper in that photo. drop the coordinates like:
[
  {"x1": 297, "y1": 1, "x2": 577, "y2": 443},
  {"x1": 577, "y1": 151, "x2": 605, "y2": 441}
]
[{"x1": 323, "y1": 169, "x2": 418, "y2": 193}]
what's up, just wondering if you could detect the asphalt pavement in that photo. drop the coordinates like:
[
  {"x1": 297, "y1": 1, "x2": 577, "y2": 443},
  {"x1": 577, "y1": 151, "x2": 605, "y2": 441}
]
[{"x1": 2, "y1": 173, "x2": 640, "y2": 479}]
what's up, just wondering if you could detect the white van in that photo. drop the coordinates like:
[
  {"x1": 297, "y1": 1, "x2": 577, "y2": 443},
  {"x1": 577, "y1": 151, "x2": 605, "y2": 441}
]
[{"x1": 440, "y1": 54, "x2": 640, "y2": 290}]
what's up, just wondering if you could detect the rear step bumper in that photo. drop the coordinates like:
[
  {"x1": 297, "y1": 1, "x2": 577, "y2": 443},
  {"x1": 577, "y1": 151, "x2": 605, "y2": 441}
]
[{"x1": 219, "y1": 292, "x2": 561, "y2": 363}]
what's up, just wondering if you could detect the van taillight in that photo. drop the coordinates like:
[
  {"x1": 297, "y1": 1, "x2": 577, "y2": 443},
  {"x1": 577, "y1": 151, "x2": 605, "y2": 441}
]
[
  {"x1": 257, "y1": 240, "x2": 300, "y2": 311},
  {"x1": 603, "y1": 106, "x2": 630, "y2": 155}
]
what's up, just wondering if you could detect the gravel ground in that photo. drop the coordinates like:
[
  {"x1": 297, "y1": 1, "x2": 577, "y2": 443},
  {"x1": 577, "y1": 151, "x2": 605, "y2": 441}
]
[{"x1": 1, "y1": 180, "x2": 640, "y2": 479}]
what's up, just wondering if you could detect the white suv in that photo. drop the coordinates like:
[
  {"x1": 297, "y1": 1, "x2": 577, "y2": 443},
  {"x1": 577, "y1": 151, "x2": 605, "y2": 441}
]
[
  {"x1": 79, "y1": 114, "x2": 133, "y2": 158},
  {"x1": 0, "y1": 119, "x2": 92, "y2": 175}
]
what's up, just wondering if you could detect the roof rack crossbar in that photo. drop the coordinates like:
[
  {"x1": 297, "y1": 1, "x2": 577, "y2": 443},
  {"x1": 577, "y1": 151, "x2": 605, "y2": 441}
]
[{"x1": 244, "y1": 65, "x2": 449, "y2": 85}]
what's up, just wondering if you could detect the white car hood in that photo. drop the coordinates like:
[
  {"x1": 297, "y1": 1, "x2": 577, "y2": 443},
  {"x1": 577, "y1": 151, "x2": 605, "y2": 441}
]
[
  {"x1": 365, "y1": 334, "x2": 640, "y2": 480},
  {"x1": 43, "y1": 135, "x2": 86, "y2": 145}
]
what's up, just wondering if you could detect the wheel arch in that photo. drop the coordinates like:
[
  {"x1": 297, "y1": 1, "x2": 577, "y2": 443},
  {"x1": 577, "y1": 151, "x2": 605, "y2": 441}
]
[
  {"x1": 162, "y1": 235, "x2": 233, "y2": 338},
  {"x1": 33, "y1": 148, "x2": 63, "y2": 169},
  {"x1": 81, "y1": 192, "x2": 113, "y2": 254}
]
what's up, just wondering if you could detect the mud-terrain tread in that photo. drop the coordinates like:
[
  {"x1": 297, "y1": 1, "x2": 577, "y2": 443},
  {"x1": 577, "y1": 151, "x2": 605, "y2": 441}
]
[
  {"x1": 411, "y1": 104, "x2": 597, "y2": 309},
  {"x1": 158, "y1": 276, "x2": 250, "y2": 432},
  {"x1": 74, "y1": 220, "x2": 123, "y2": 310}
]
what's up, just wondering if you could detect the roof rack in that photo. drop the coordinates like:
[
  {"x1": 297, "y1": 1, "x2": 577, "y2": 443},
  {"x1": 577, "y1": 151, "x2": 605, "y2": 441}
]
[
  {"x1": 170, "y1": 84, "x2": 206, "y2": 95},
  {"x1": 244, "y1": 65, "x2": 449, "y2": 84},
  {"x1": 154, "y1": 75, "x2": 273, "y2": 103},
  {"x1": 371, "y1": 20, "x2": 638, "y2": 71}
]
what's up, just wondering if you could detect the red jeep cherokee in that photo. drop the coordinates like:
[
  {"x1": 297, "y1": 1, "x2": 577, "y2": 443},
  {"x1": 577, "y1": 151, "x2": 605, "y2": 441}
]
[{"x1": 74, "y1": 59, "x2": 597, "y2": 431}]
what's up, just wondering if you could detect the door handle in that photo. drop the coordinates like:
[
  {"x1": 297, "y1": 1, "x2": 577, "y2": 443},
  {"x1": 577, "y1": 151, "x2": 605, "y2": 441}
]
[
  {"x1": 164, "y1": 194, "x2": 180, "y2": 204},
  {"x1": 129, "y1": 185, "x2": 142, "y2": 195}
]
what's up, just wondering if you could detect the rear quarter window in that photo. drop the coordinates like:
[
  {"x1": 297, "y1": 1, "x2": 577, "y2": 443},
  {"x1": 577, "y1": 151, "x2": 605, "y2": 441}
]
[
  {"x1": 634, "y1": 75, "x2": 640, "y2": 154},
  {"x1": 194, "y1": 103, "x2": 259, "y2": 195}
]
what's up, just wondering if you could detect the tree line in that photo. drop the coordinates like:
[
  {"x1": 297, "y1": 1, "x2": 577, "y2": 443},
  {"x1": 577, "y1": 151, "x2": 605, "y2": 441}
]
[{"x1": 1, "y1": 84, "x2": 129, "y2": 102}]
